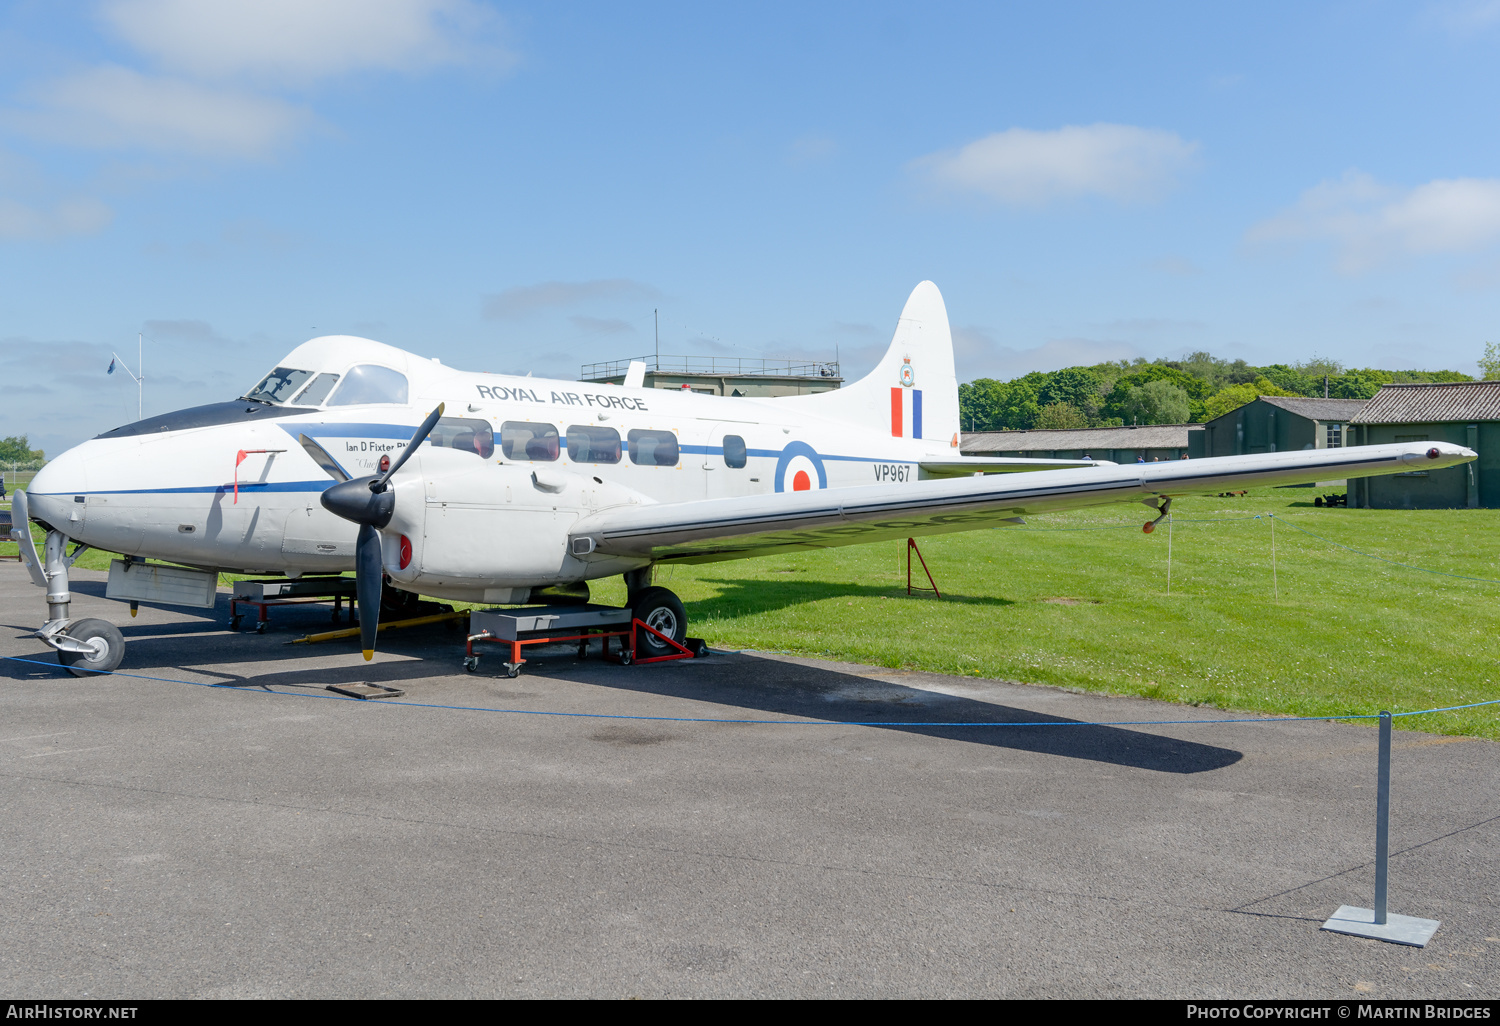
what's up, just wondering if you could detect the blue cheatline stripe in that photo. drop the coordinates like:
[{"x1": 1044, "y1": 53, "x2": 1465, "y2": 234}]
[
  {"x1": 276, "y1": 422, "x2": 416, "y2": 440},
  {"x1": 31, "y1": 480, "x2": 333, "y2": 497},
  {"x1": 4, "y1": 656, "x2": 1496, "y2": 726}
]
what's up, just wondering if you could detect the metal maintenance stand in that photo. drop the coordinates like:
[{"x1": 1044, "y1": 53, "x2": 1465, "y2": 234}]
[
  {"x1": 231, "y1": 576, "x2": 359, "y2": 633},
  {"x1": 1321, "y1": 711, "x2": 1442, "y2": 946},
  {"x1": 465, "y1": 604, "x2": 702, "y2": 678}
]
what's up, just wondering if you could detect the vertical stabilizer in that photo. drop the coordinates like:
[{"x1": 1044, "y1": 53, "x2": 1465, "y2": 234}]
[{"x1": 777, "y1": 281, "x2": 959, "y2": 448}]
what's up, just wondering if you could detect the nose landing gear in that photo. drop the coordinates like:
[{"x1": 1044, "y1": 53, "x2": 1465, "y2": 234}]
[{"x1": 10, "y1": 491, "x2": 119, "y2": 676}]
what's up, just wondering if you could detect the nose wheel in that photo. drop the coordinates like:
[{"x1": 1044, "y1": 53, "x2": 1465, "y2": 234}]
[{"x1": 55, "y1": 618, "x2": 126, "y2": 677}]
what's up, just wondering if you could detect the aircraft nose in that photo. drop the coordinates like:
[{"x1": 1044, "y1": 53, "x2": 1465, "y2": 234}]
[{"x1": 25, "y1": 445, "x2": 90, "y2": 526}]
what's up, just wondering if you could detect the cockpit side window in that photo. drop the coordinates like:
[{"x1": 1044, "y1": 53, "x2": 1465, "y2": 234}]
[
  {"x1": 245, "y1": 367, "x2": 314, "y2": 405},
  {"x1": 327, "y1": 365, "x2": 409, "y2": 406},
  {"x1": 428, "y1": 417, "x2": 495, "y2": 459},
  {"x1": 291, "y1": 372, "x2": 340, "y2": 407}
]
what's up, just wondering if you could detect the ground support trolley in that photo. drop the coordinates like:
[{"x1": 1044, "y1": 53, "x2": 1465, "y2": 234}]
[
  {"x1": 465, "y1": 604, "x2": 706, "y2": 677},
  {"x1": 231, "y1": 576, "x2": 359, "y2": 633}
]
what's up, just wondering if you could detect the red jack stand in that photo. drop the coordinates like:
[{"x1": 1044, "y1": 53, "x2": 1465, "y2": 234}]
[{"x1": 906, "y1": 537, "x2": 941, "y2": 598}]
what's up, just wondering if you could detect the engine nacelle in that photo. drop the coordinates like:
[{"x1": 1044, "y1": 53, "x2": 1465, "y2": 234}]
[{"x1": 381, "y1": 449, "x2": 650, "y2": 602}]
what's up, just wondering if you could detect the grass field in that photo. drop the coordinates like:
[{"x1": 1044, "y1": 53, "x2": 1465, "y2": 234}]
[{"x1": 5, "y1": 488, "x2": 1499, "y2": 737}]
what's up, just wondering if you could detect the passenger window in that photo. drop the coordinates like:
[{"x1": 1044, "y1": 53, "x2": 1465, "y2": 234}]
[
  {"x1": 567, "y1": 425, "x2": 621, "y2": 464},
  {"x1": 628, "y1": 429, "x2": 680, "y2": 467},
  {"x1": 291, "y1": 373, "x2": 340, "y2": 407},
  {"x1": 500, "y1": 422, "x2": 559, "y2": 461},
  {"x1": 722, "y1": 434, "x2": 747, "y2": 469},
  {"x1": 327, "y1": 365, "x2": 409, "y2": 406},
  {"x1": 428, "y1": 417, "x2": 495, "y2": 459}
]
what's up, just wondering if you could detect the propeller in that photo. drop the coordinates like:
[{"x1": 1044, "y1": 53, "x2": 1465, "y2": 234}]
[{"x1": 298, "y1": 404, "x2": 444, "y2": 661}]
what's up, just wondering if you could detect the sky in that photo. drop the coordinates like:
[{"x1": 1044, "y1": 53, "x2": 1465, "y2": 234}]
[{"x1": 4, "y1": 1, "x2": 1500, "y2": 458}]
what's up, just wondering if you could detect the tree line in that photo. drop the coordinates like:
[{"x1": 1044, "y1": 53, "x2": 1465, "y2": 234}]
[
  {"x1": 957, "y1": 351, "x2": 1485, "y2": 432},
  {"x1": 0, "y1": 435, "x2": 47, "y2": 469}
]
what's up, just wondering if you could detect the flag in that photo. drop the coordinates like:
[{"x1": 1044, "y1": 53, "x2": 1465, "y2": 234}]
[
  {"x1": 107, "y1": 357, "x2": 115, "y2": 375},
  {"x1": 889, "y1": 387, "x2": 923, "y2": 439}
]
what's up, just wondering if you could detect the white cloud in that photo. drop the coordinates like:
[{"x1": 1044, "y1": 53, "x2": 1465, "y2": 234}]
[
  {"x1": 100, "y1": 0, "x2": 514, "y2": 83},
  {"x1": 0, "y1": 196, "x2": 113, "y2": 240},
  {"x1": 12, "y1": 65, "x2": 313, "y2": 159},
  {"x1": 788, "y1": 135, "x2": 837, "y2": 165},
  {"x1": 569, "y1": 316, "x2": 634, "y2": 335},
  {"x1": 1428, "y1": 1, "x2": 1500, "y2": 34},
  {"x1": 483, "y1": 279, "x2": 661, "y2": 319},
  {"x1": 913, "y1": 124, "x2": 1199, "y2": 206},
  {"x1": 1248, "y1": 171, "x2": 1500, "y2": 271},
  {"x1": 951, "y1": 325, "x2": 1142, "y2": 379}
]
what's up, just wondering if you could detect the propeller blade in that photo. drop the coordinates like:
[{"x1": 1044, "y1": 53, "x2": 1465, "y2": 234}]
[
  {"x1": 373, "y1": 403, "x2": 444, "y2": 492},
  {"x1": 298, "y1": 434, "x2": 351, "y2": 483},
  {"x1": 356, "y1": 523, "x2": 382, "y2": 661}
]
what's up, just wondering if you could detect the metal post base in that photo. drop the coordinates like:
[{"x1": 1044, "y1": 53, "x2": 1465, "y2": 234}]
[{"x1": 1321, "y1": 905, "x2": 1441, "y2": 947}]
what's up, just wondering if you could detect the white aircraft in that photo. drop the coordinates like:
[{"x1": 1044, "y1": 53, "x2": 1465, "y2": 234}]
[{"x1": 11, "y1": 282, "x2": 1476, "y2": 676}]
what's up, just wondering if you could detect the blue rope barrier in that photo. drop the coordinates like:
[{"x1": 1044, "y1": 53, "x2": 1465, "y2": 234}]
[
  {"x1": 1265, "y1": 513, "x2": 1500, "y2": 586},
  {"x1": 5, "y1": 654, "x2": 1496, "y2": 727}
]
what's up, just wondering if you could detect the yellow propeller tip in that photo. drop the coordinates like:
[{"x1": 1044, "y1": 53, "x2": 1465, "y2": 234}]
[{"x1": 362, "y1": 650, "x2": 374, "y2": 661}]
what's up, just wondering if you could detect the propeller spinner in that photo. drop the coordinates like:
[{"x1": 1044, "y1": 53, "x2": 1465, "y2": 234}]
[{"x1": 298, "y1": 403, "x2": 444, "y2": 661}]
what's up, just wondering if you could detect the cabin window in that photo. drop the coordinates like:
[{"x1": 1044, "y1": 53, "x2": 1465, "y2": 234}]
[
  {"x1": 500, "y1": 422, "x2": 559, "y2": 461},
  {"x1": 245, "y1": 367, "x2": 314, "y2": 405},
  {"x1": 291, "y1": 373, "x2": 340, "y2": 407},
  {"x1": 628, "y1": 429, "x2": 680, "y2": 467},
  {"x1": 429, "y1": 417, "x2": 495, "y2": 459},
  {"x1": 567, "y1": 425, "x2": 621, "y2": 464},
  {"x1": 722, "y1": 434, "x2": 747, "y2": 469},
  {"x1": 327, "y1": 365, "x2": 409, "y2": 406}
]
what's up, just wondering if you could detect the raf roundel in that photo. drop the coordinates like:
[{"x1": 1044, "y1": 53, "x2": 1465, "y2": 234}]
[
  {"x1": 900, "y1": 357, "x2": 915, "y2": 388},
  {"x1": 773, "y1": 441, "x2": 828, "y2": 493}
]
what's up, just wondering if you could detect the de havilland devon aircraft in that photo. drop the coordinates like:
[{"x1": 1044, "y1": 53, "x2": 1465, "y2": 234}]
[{"x1": 11, "y1": 282, "x2": 1477, "y2": 676}]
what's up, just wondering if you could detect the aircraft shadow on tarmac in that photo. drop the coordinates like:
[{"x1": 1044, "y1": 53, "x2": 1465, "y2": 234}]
[
  {"x1": 4, "y1": 584, "x2": 1242, "y2": 775},
  {"x1": 682, "y1": 576, "x2": 1016, "y2": 615}
]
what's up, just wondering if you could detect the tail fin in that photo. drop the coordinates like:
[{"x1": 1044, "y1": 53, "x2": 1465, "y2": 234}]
[{"x1": 779, "y1": 281, "x2": 959, "y2": 447}]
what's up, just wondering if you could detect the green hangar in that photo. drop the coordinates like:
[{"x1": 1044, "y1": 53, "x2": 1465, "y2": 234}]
[{"x1": 1347, "y1": 382, "x2": 1500, "y2": 509}]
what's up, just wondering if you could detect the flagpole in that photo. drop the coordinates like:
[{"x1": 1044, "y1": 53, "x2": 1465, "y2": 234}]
[{"x1": 138, "y1": 332, "x2": 142, "y2": 421}]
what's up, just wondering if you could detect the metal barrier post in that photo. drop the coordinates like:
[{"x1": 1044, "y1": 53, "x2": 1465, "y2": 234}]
[
  {"x1": 1321, "y1": 709, "x2": 1440, "y2": 946},
  {"x1": 1374, "y1": 710, "x2": 1391, "y2": 925}
]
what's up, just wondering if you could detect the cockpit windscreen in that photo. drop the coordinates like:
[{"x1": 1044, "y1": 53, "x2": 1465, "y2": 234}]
[
  {"x1": 327, "y1": 365, "x2": 409, "y2": 406},
  {"x1": 244, "y1": 367, "x2": 314, "y2": 405}
]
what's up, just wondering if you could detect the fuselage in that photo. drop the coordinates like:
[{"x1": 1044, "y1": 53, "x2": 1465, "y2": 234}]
[{"x1": 27, "y1": 335, "x2": 960, "y2": 601}]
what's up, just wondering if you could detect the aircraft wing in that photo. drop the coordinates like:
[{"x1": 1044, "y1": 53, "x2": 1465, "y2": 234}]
[
  {"x1": 571, "y1": 442, "x2": 1474, "y2": 564},
  {"x1": 919, "y1": 456, "x2": 1112, "y2": 475}
]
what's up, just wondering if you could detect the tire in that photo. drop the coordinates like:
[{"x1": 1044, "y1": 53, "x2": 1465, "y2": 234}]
[
  {"x1": 57, "y1": 619, "x2": 125, "y2": 677},
  {"x1": 631, "y1": 587, "x2": 686, "y2": 657}
]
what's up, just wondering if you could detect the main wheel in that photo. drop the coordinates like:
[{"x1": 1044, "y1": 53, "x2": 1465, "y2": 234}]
[
  {"x1": 631, "y1": 587, "x2": 686, "y2": 657},
  {"x1": 57, "y1": 618, "x2": 126, "y2": 677}
]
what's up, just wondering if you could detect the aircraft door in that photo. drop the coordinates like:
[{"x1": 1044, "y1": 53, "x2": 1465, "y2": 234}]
[{"x1": 703, "y1": 425, "x2": 757, "y2": 500}]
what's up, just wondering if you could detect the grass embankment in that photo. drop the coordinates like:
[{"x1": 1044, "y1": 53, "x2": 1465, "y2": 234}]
[{"x1": 4, "y1": 490, "x2": 1498, "y2": 736}]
